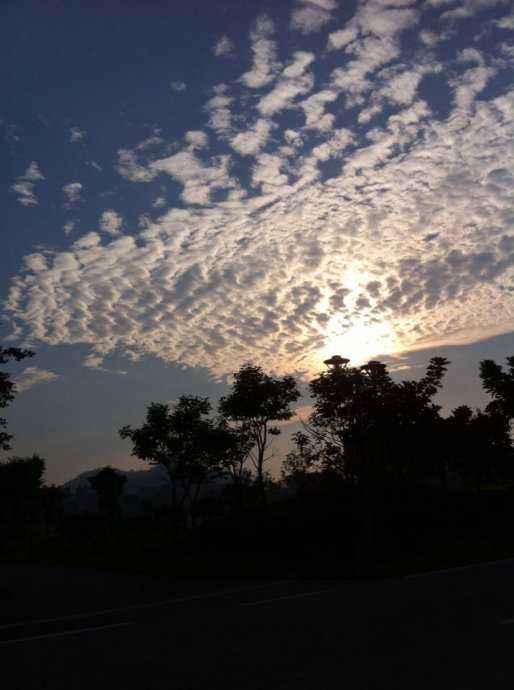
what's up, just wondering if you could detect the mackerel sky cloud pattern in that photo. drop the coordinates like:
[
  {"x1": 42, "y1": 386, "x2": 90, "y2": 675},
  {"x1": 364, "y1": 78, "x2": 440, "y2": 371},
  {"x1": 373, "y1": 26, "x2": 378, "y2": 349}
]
[{"x1": 4, "y1": 0, "x2": 514, "y2": 378}]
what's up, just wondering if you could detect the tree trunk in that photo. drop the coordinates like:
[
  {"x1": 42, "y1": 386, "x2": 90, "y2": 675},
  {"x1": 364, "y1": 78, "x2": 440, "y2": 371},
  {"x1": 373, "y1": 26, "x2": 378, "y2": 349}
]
[
  {"x1": 255, "y1": 425, "x2": 267, "y2": 505},
  {"x1": 256, "y1": 450, "x2": 266, "y2": 505}
]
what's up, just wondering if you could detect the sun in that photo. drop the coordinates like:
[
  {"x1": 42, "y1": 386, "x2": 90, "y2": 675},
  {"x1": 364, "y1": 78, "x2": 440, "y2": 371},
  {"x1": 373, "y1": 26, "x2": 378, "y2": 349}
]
[{"x1": 317, "y1": 320, "x2": 399, "y2": 368}]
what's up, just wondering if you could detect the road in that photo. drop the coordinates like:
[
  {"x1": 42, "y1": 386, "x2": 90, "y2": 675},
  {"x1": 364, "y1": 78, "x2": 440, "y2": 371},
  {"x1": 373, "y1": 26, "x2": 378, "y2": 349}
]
[{"x1": 1, "y1": 559, "x2": 514, "y2": 689}]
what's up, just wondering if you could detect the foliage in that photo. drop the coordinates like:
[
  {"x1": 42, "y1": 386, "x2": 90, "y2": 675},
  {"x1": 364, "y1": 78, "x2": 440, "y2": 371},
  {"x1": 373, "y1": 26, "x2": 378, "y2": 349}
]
[
  {"x1": 0, "y1": 454, "x2": 45, "y2": 492},
  {"x1": 293, "y1": 356, "x2": 450, "y2": 485},
  {"x1": 0, "y1": 345, "x2": 34, "y2": 451},
  {"x1": 88, "y1": 466, "x2": 127, "y2": 517},
  {"x1": 219, "y1": 364, "x2": 300, "y2": 501},
  {"x1": 480, "y1": 356, "x2": 514, "y2": 419},
  {"x1": 120, "y1": 396, "x2": 225, "y2": 521},
  {"x1": 445, "y1": 405, "x2": 512, "y2": 491},
  {"x1": 213, "y1": 421, "x2": 254, "y2": 484},
  {"x1": 0, "y1": 454, "x2": 46, "y2": 522}
]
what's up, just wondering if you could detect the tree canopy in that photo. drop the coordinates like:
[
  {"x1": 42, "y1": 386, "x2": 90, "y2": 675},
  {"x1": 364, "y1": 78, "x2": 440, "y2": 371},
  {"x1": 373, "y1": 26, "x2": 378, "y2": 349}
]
[
  {"x1": 0, "y1": 344, "x2": 34, "y2": 451},
  {"x1": 292, "y1": 356, "x2": 450, "y2": 485},
  {"x1": 89, "y1": 466, "x2": 127, "y2": 517},
  {"x1": 219, "y1": 364, "x2": 300, "y2": 501},
  {"x1": 120, "y1": 396, "x2": 226, "y2": 519}
]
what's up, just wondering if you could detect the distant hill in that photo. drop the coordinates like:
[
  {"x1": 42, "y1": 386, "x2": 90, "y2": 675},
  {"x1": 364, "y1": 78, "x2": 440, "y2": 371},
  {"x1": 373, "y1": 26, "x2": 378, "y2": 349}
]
[{"x1": 62, "y1": 465, "x2": 170, "y2": 494}]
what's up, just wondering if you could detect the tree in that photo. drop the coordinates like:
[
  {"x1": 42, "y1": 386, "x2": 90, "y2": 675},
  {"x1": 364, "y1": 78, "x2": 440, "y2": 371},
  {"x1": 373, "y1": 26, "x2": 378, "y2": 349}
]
[
  {"x1": 120, "y1": 396, "x2": 222, "y2": 525},
  {"x1": 0, "y1": 454, "x2": 45, "y2": 522},
  {"x1": 298, "y1": 355, "x2": 449, "y2": 568},
  {"x1": 219, "y1": 364, "x2": 300, "y2": 503},
  {"x1": 480, "y1": 356, "x2": 514, "y2": 420},
  {"x1": 308, "y1": 357, "x2": 395, "y2": 483},
  {"x1": 0, "y1": 345, "x2": 34, "y2": 451},
  {"x1": 445, "y1": 405, "x2": 512, "y2": 492},
  {"x1": 40, "y1": 484, "x2": 65, "y2": 534},
  {"x1": 306, "y1": 355, "x2": 449, "y2": 485},
  {"x1": 387, "y1": 357, "x2": 450, "y2": 484},
  {"x1": 212, "y1": 420, "x2": 254, "y2": 510},
  {"x1": 88, "y1": 466, "x2": 127, "y2": 518}
]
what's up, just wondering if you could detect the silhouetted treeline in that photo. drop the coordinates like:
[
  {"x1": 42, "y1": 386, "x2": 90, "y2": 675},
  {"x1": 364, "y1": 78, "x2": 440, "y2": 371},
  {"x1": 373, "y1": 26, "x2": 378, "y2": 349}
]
[
  {"x1": 283, "y1": 355, "x2": 514, "y2": 493},
  {"x1": 2, "y1": 354, "x2": 514, "y2": 575}
]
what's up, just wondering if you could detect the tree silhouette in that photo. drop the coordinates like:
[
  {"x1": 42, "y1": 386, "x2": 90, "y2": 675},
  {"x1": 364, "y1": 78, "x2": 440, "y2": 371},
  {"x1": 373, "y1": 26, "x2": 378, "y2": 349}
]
[
  {"x1": 212, "y1": 420, "x2": 254, "y2": 510},
  {"x1": 0, "y1": 344, "x2": 34, "y2": 451},
  {"x1": 40, "y1": 484, "x2": 65, "y2": 534},
  {"x1": 446, "y1": 405, "x2": 512, "y2": 492},
  {"x1": 286, "y1": 355, "x2": 449, "y2": 568},
  {"x1": 219, "y1": 364, "x2": 300, "y2": 503},
  {"x1": 305, "y1": 356, "x2": 449, "y2": 485},
  {"x1": 480, "y1": 356, "x2": 514, "y2": 420},
  {"x1": 120, "y1": 396, "x2": 223, "y2": 525},
  {"x1": 0, "y1": 454, "x2": 45, "y2": 522},
  {"x1": 88, "y1": 466, "x2": 127, "y2": 518}
]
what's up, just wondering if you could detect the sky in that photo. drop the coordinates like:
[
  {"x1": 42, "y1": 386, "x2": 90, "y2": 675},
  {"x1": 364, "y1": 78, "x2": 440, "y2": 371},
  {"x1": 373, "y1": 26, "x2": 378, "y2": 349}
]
[{"x1": 2, "y1": 0, "x2": 514, "y2": 485}]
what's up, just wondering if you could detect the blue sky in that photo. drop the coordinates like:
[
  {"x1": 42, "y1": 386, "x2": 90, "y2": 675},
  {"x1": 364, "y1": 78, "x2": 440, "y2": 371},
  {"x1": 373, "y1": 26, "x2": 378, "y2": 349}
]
[{"x1": 2, "y1": 0, "x2": 514, "y2": 484}]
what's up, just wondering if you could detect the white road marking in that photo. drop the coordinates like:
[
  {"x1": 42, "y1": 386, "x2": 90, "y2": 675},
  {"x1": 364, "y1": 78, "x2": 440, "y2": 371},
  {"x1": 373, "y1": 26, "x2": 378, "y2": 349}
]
[
  {"x1": 242, "y1": 588, "x2": 334, "y2": 606},
  {"x1": 404, "y1": 557, "x2": 514, "y2": 580},
  {"x1": 0, "y1": 621, "x2": 132, "y2": 645},
  {"x1": 0, "y1": 580, "x2": 286, "y2": 631}
]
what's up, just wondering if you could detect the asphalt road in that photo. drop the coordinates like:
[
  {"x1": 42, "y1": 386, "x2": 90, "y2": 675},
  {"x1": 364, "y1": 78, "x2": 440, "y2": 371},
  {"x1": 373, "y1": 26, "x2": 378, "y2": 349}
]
[{"x1": 1, "y1": 559, "x2": 514, "y2": 689}]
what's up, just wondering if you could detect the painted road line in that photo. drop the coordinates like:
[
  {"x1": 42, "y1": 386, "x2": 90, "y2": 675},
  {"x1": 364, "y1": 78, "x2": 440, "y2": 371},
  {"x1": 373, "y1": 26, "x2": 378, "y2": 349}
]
[
  {"x1": 0, "y1": 621, "x2": 132, "y2": 645},
  {"x1": 0, "y1": 580, "x2": 286, "y2": 631},
  {"x1": 242, "y1": 588, "x2": 334, "y2": 606},
  {"x1": 404, "y1": 557, "x2": 514, "y2": 580}
]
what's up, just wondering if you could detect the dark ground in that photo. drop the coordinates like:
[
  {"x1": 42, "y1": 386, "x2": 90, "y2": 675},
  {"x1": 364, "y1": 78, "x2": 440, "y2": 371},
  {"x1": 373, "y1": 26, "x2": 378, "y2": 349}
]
[{"x1": 1, "y1": 558, "x2": 514, "y2": 689}]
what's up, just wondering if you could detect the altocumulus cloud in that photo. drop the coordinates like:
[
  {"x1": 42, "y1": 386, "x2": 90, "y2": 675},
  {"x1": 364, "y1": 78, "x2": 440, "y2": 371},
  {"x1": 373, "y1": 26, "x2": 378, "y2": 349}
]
[
  {"x1": 4, "y1": 0, "x2": 514, "y2": 377},
  {"x1": 63, "y1": 182, "x2": 83, "y2": 209},
  {"x1": 290, "y1": 0, "x2": 337, "y2": 34},
  {"x1": 14, "y1": 367, "x2": 59, "y2": 394},
  {"x1": 11, "y1": 162, "x2": 45, "y2": 206}
]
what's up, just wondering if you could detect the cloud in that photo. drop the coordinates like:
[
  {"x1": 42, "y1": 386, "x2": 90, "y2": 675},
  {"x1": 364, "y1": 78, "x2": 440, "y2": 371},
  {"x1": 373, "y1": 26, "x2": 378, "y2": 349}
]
[
  {"x1": 11, "y1": 162, "x2": 44, "y2": 206},
  {"x1": 205, "y1": 84, "x2": 234, "y2": 135},
  {"x1": 290, "y1": 0, "x2": 337, "y2": 34},
  {"x1": 457, "y1": 47, "x2": 484, "y2": 65},
  {"x1": 116, "y1": 148, "x2": 158, "y2": 182},
  {"x1": 69, "y1": 126, "x2": 86, "y2": 143},
  {"x1": 376, "y1": 62, "x2": 441, "y2": 107},
  {"x1": 257, "y1": 51, "x2": 315, "y2": 116},
  {"x1": 301, "y1": 89, "x2": 338, "y2": 131},
  {"x1": 419, "y1": 29, "x2": 442, "y2": 46},
  {"x1": 100, "y1": 210, "x2": 123, "y2": 235},
  {"x1": 63, "y1": 182, "x2": 83, "y2": 208},
  {"x1": 213, "y1": 35, "x2": 234, "y2": 57},
  {"x1": 311, "y1": 127, "x2": 353, "y2": 161},
  {"x1": 500, "y1": 42, "x2": 514, "y2": 60},
  {"x1": 12, "y1": 181, "x2": 38, "y2": 207},
  {"x1": 230, "y1": 119, "x2": 275, "y2": 156},
  {"x1": 24, "y1": 162, "x2": 44, "y2": 181},
  {"x1": 451, "y1": 65, "x2": 495, "y2": 110},
  {"x1": 82, "y1": 354, "x2": 127, "y2": 375},
  {"x1": 328, "y1": 2, "x2": 420, "y2": 106},
  {"x1": 4, "y1": 0, "x2": 514, "y2": 381},
  {"x1": 185, "y1": 130, "x2": 209, "y2": 149},
  {"x1": 9, "y1": 83, "x2": 514, "y2": 378},
  {"x1": 153, "y1": 196, "x2": 166, "y2": 208},
  {"x1": 170, "y1": 81, "x2": 187, "y2": 93},
  {"x1": 14, "y1": 367, "x2": 59, "y2": 393},
  {"x1": 437, "y1": 0, "x2": 510, "y2": 21},
  {"x1": 150, "y1": 150, "x2": 236, "y2": 205},
  {"x1": 240, "y1": 15, "x2": 281, "y2": 89},
  {"x1": 495, "y1": 12, "x2": 514, "y2": 29},
  {"x1": 63, "y1": 221, "x2": 76, "y2": 236}
]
